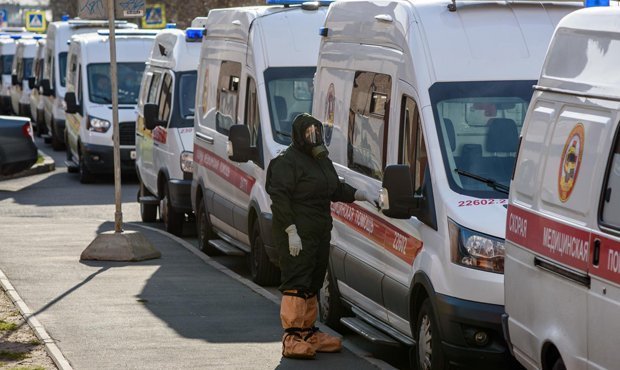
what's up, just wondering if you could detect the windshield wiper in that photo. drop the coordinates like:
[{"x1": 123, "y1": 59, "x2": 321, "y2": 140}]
[
  {"x1": 454, "y1": 168, "x2": 509, "y2": 194},
  {"x1": 275, "y1": 130, "x2": 291, "y2": 138},
  {"x1": 92, "y1": 94, "x2": 112, "y2": 103}
]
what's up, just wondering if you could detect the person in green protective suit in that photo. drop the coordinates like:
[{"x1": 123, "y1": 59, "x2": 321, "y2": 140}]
[{"x1": 266, "y1": 113, "x2": 376, "y2": 359}]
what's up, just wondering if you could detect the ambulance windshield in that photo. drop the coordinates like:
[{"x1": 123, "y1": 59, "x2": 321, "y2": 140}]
[
  {"x1": 87, "y1": 62, "x2": 145, "y2": 105},
  {"x1": 429, "y1": 80, "x2": 535, "y2": 198},
  {"x1": 264, "y1": 67, "x2": 315, "y2": 145}
]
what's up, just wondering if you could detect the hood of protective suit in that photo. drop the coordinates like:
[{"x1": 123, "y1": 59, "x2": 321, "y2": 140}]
[{"x1": 291, "y1": 113, "x2": 328, "y2": 159}]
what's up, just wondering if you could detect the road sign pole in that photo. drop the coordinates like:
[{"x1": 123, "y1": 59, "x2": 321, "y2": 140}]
[{"x1": 108, "y1": 0, "x2": 123, "y2": 234}]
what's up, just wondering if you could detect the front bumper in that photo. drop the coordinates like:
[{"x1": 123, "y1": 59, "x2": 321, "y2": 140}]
[
  {"x1": 434, "y1": 293, "x2": 516, "y2": 369},
  {"x1": 82, "y1": 142, "x2": 135, "y2": 174},
  {"x1": 168, "y1": 178, "x2": 192, "y2": 213}
]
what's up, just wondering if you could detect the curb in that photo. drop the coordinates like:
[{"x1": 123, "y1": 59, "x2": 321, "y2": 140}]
[
  {"x1": 0, "y1": 268, "x2": 73, "y2": 370},
  {"x1": 129, "y1": 222, "x2": 397, "y2": 370},
  {"x1": 0, "y1": 149, "x2": 55, "y2": 181}
]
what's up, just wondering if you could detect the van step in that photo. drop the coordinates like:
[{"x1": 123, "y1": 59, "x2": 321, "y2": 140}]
[
  {"x1": 340, "y1": 317, "x2": 401, "y2": 347},
  {"x1": 139, "y1": 196, "x2": 159, "y2": 205},
  {"x1": 208, "y1": 239, "x2": 245, "y2": 256},
  {"x1": 64, "y1": 160, "x2": 78, "y2": 172},
  {"x1": 351, "y1": 306, "x2": 416, "y2": 346}
]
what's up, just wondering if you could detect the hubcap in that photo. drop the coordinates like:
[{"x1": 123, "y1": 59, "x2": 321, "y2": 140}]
[{"x1": 418, "y1": 314, "x2": 432, "y2": 370}]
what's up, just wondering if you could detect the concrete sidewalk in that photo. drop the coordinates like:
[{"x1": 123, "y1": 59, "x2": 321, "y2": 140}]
[{"x1": 0, "y1": 217, "x2": 381, "y2": 370}]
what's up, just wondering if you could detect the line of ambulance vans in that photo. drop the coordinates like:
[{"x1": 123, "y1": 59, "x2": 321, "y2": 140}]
[{"x1": 9, "y1": 1, "x2": 620, "y2": 368}]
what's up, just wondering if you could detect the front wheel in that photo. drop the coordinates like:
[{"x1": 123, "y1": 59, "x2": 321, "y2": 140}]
[
  {"x1": 318, "y1": 265, "x2": 350, "y2": 331},
  {"x1": 160, "y1": 183, "x2": 183, "y2": 236},
  {"x1": 415, "y1": 298, "x2": 446, "y2": 370},
  {"x1": 139, "y1": 181, "x2": 157, "y2": 222},
  {"x1": 248, "y1": 222, "x2": 280, "y2": 286},
  {"x1": 197, "y1": 199, "x2": 220, "y2": 255}
]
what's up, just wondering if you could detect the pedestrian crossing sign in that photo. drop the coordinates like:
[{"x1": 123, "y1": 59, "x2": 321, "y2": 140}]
[
  {"x1": 141, "y1": 4, "x2": 166, "y2": 29},
  {"x1": 25, "y1": 10, "x2": 46, "y2": 32}
]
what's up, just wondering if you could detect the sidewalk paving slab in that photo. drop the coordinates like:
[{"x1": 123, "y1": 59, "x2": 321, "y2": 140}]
[{"x1": 0, "y1": 217, "x2": 382, "y2": 370}]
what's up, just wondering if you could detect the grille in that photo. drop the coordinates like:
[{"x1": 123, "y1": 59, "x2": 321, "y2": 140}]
[{"x1": 119, "y1": 121, "x2": 135, "y2": 146}]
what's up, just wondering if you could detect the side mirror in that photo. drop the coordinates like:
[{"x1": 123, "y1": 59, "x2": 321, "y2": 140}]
[
  {"x1": 40, "y1": 79, "x2": 52, "y2": 96},
  {"x1": 11, "y1": 74, "x2": 18, "y2": 86},
  {"x1": 28, "y1": 77, "x2": 35, "y2": 89},
  {"x1": 227, "y1": 124, "x2": 257, "y2": 163},
  {"x1": 381, "y1": 164, "x2": 417, "y2": 219},
  {"x1": 64, "y1": 92, "x2": 80, "y2": 114},
  {"x1": 143, "y1": 103, "x2": 163, "y2": 130}
]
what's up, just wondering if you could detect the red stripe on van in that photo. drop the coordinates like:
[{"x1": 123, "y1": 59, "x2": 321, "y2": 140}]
[
  {"x1": 590, "y1": 234, "x2": 620, "y2": 285},
  {"x1": 506, "y1": 205, "x2": 590, "y2": 272},
  {"x1": 331, "y1": 202, "x2": 423, "y2": 265},
  {"x1": 193, "y1": 145, "x2": 256, "y2": 195}
]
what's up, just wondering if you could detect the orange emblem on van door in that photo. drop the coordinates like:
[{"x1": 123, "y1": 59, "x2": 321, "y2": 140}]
[{"x1": 558, "y1": 123, "x2": 585, "y2": 202}]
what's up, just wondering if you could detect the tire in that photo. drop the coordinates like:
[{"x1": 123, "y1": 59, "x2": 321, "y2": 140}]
[
  {"x1": 551, "y1": 357, "x2": 566, "y2": 370},
  {"x1": 415, "y1": 298, "x2": 446, "y2": 370},
  {"x1": 78, "y1": 146, "x2": 95, "y2": 184},
  {"x1": 139, "y1": 180, "x2": 157, "y2": 223},
  {"x1": 160, "y1": 182, "x2": 184, "y2": 236},
  {"x1": 248, "y1": 222, "x2": 280, "y2": 286},
  {"x1": 51, "y1": 120, "x2": 64, "y2": 151},
  {"x1": 318, "y1": 264, "x2": 351, "y2": 331},
  {"x1": 197, "y1": 199, "x2": 220, "y2": 255}
]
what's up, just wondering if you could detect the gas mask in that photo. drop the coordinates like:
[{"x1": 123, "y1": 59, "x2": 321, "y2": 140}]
[{"x1": 304, "y1": 122, "x2": 328, "y2": 160}]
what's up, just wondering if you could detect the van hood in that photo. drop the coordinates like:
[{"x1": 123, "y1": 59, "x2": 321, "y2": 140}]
[
  {"x1": 446, "y1": 196, "x2": 508, "y2": 239},
  {"x1": 87, "y1": 104, "x2": 138, "y2": 123}
]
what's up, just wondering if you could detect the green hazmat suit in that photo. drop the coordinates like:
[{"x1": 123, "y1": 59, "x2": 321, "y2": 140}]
[{"x1": 266, "y1": 114, "x2": 357, "y2": 294}]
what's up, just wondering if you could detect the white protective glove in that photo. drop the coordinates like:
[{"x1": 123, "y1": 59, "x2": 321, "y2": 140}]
[
  {"x1": 285, "y1": 224, "x2": 302, "y2": 257},
  {"x1": 355, "y1": 189, "x2": 380, "y2": 209}
]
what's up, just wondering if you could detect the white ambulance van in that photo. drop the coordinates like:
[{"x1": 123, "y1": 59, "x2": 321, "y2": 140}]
[
  {"x1": 309, "y1": 0, "x2": 581, "y2": 368},
  {"x1": 41, "y1": 20, "x2": 137, "y2": 150},
  {"x1": 135, "y1": 27, "x2": 202, "y2": 235},
  {"x1": 28, "y1": 38, "x2": 46, "y2": 136},
  {"x1": 63, "y1": 29, "x2": 157, "y2": 183},
  {"x1": 10, "y1": 36, "x2": 38, "y2": 117},
  {"x1": 504, "y1": 6, "x2": 620, "y2": 370},
  {"x1": 0, "y1": 36, "x2": 19, "y2": 115},
  {"x1": 192, "y1": 1, "x2": 328, "y2": 285}
]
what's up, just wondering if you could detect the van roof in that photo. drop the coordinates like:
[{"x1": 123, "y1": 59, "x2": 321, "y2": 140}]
[
  {"x1": 47, "y1": 20, "x2": 138, "y2": 53},
  {"x1": 71, "y1": 32, "x2": 156, "y2": 64},
  {"x1": 147, "y1": 29, "x2": 200, "y2": 71},
  {"x1": 538, "y1": 7, "x2": 620, "y2": 99},
  {"x1": 323, "y1": 0, "x2": 581, "y2": 82}
]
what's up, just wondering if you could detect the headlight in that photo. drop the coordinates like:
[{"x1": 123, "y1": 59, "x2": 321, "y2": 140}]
[
  {"x1": 180, "y1": 151, "x2": 193, "y2": 173},
  {"x1": 87, "y1": 116, "x2": 111, "y2": 133},
  {"x1": 449, "y1": 219, "x2": 505, "y2": 274}
]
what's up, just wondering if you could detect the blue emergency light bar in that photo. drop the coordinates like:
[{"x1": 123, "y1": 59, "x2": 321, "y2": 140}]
[
  {"x1": 33, "y1": 35, "x2": 44, "y2": 40},
  {"x1": 166, "y1": 23, "x2": 177, "y2": 29},
  {"x1": 185, "y1": 28, "x2": 204, "y2": 42},
  {"x1": 62, "y1": 15, "x2": 70, "y2": 21},
  {"x1": 10, "y1": 35, "x2": 21, "y2": 40},
  {"x1": 266, "y1": 0, "x2": 334, "y2": 5},
  {"x1": 585, "y1": 0, "x2": 609, "y2": 6}
]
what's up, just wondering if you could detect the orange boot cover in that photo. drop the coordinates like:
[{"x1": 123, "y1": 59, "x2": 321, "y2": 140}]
[
  {"x1": 304, "y1": 295, "x2": 342, "y2": 353},
  {"x1": 280, "y1": 292, "x2": 316, "y2": 359}
]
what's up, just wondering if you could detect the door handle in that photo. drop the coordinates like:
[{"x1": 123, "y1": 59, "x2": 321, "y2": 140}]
[{"x1": 196, "y1": 132, "x2": 214, "y2": 144}]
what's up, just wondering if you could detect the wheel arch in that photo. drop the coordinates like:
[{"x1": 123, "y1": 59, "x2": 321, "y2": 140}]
[
  {"x1": 409, "y1": 271, "x2": 437, "y2": 334},
  {"x1": 541, "y1": 340, "x2": 563, "y2": 370},
  {"x1": 156, "y1": 168, "x2": 170, "y2": 199}
]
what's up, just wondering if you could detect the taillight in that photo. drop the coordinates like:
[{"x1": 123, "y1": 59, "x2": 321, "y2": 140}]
[{"x1": 22, "y1": 122, "x2": 33, "y2": 141}]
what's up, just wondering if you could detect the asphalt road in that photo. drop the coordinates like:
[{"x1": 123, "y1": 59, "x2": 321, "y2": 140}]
[{"x1": 0, "y1": 136, "x2": 412, "y2": 370}]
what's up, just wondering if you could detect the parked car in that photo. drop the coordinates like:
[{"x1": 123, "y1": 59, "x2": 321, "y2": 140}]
[{"x1": 0, "y1": 115, "x2": 37, "y2": 176}]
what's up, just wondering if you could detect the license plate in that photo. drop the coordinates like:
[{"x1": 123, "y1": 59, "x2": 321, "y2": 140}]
[{"x1": 130, "y1": 150, "x2": 136, "y2": 160}]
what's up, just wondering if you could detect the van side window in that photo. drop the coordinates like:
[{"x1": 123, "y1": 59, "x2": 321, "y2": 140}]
[
  {"x1": 216, "y1": 61, "x2": 241, "y2": 135},
  {"x1": 245, "y1": 77, "x2": 260, "y2": 147},
  {"x1": 601, "y1": 129, "x2": 620, "y2": 228},
  {"x1": 399, "y1": 95, "x2": 427, "y2": 191},
  {"x1": 77, "y1": 65, "x2": 82, "y2": 107},
  {"x1": 157, "y1": 73, "x2": 173, "y2": 124},
  {"x1": 147, "y1": 72, "x2": 161, "y2": 104},
  {"x1": 348, "y1": 71, "x2": 391, "y2": 180}
]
